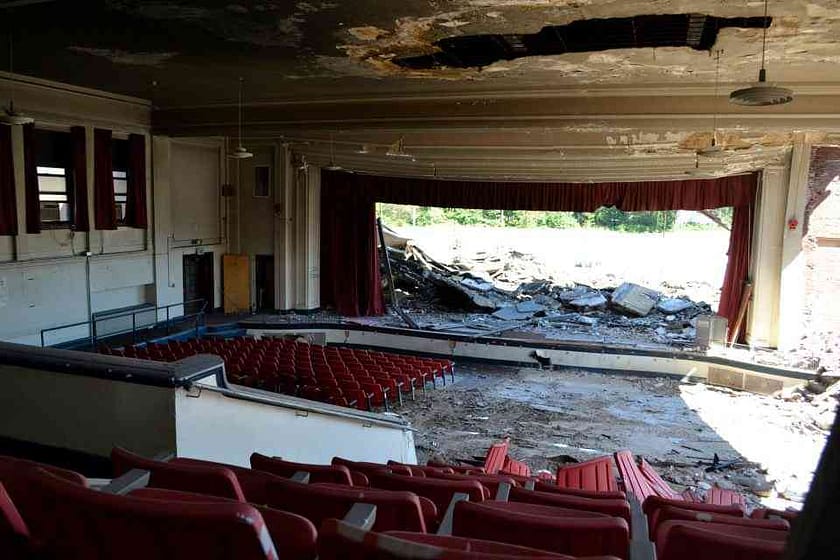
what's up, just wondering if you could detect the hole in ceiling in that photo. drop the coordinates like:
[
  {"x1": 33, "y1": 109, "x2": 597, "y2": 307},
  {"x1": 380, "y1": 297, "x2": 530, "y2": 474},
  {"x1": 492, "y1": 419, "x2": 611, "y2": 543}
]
[{"x1": 394, "y1": 14, "x2": 770, "y2": 70}]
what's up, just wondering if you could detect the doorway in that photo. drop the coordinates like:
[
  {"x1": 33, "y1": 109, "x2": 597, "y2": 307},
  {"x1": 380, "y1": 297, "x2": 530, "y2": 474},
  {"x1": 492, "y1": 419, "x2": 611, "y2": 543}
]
[
  {"x1": 255, "y1": 255, "x2": 275, "y2": 311},
  {"x1": 183, "y1": 252, "x2": 214, "y2": 314}
]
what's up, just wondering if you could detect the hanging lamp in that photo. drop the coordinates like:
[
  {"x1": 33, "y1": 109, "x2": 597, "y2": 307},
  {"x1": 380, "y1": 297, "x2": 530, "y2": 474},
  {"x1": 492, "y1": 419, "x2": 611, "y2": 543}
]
[
  {"x1": 730, "y1": 0, "x2": 793, "y2": 106},
  {"x1": 1, "y1": 35, "x2": 33, "y2": 126},
  {"x1": 698, "y1": 50, "x2": 724, "y2": 155},
  {"x1": 324, "y1": 132, "x2": 343, "y2": 170},
  {"x1": 228, "y1": 77, "x2": 253, "y2": 159}
]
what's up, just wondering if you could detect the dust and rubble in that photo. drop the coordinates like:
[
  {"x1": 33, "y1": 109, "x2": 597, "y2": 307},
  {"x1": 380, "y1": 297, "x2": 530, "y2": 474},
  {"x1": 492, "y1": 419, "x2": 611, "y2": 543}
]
[
  {"x1": 398, "y1": 363, "x2": 838, "y2": 511},
  {"x1": 380, "y1": 225, "x2": 711, "y2": 349}
]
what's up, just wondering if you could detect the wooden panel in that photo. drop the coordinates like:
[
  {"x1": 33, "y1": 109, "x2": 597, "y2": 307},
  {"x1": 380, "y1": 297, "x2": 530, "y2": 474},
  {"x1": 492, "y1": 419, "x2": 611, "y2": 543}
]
[{"x1": 223, "y1": 254, "x2": 249, "y2": 314}]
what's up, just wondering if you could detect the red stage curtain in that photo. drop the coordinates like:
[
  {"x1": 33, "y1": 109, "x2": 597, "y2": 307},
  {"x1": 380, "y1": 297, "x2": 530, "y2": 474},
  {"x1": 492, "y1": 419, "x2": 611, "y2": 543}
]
[
  {"x1": 0, "y1": 126, "x2": 17, "y2": 236},
  {"x1": 23, "y1": 123, "x2": 40, "y2": 234},
  {"x1": 321, "y1": 175, "x2": 385, "y2": 316},
  {"x1": 69, "y1": 126, "x2": 89, "y2": 232},
  {"x1": 93, "y1": 128, "x2": 117, "y2": 230},
  {"x1": 320, "y1": 171, "x2": 757, "y2": 331},
  {"x1": 125, "y1": 133, "x2": 147, "y2": 228}
]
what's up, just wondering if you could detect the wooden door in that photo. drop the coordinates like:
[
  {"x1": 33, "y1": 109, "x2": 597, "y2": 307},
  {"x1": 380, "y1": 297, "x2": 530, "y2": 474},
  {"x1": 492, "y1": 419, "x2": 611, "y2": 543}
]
[{"x1": 223, "y1": 254, "x2": 250, "y2": 314}]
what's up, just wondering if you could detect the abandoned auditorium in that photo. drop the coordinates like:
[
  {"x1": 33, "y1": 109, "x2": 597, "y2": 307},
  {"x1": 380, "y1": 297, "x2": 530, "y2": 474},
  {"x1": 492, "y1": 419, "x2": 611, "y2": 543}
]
[{"x1": 1, "y1": 1, "x2": 839, "y2": 559}]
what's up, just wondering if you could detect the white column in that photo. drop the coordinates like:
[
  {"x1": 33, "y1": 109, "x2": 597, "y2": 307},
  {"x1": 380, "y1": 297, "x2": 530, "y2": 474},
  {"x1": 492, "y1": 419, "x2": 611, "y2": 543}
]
[
  {"x1": 747, "y1": 165, "x2": 788, "y2": 348},
  {"x1": 777, "y1": 135, "x2": 813, "y2": 350},
  {"x1": 274, "y1": 144, "x2": 295, "y2": 310}
]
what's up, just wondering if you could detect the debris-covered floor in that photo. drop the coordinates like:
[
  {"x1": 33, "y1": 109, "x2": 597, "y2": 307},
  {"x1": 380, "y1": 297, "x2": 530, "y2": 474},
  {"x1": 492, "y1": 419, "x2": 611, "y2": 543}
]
[{"x1": 397, "y1": 363, "x2": 837, "y2": 511}]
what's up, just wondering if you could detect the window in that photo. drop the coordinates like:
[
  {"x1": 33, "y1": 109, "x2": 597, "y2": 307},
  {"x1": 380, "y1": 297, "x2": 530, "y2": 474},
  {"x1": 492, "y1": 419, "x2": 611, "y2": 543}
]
[
  {"x1": 112, "y1": 138, "x2": 129, "y2": 224},
  {"x1": 254, "y1": 165, "x2": 270, "y2": 198},
  {"x1": 35, "y1": 130, "x2": 73, "y2": 228}
]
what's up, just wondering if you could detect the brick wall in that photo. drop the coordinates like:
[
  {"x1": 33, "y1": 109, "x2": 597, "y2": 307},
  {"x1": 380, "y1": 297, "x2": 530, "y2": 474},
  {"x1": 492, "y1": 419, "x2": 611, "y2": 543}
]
[{"x1": 802, "y1": 146, "x2": 840, "y2": 371}]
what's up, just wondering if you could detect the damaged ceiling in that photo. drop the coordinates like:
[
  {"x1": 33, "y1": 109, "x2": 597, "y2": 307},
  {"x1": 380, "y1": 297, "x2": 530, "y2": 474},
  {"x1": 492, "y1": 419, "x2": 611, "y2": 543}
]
[{"x1": 2, "y1": 1, "x2": 840, "y2": 179}]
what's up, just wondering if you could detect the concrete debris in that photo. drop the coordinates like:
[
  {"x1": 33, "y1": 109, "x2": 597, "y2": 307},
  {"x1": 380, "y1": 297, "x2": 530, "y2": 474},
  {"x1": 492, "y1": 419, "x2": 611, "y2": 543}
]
[
  {"x1": 611, "y1": 282, "x2": 661, "y2": 316},
  {"x1": 383, "y1": 227, "x2": 714, "y2": 348},
  {"x1": 569, "y1": 292, "x2": 608, "y2": 310},
  {"x1": 657, "y1": 298, "x2": 694, "y2": 314}
]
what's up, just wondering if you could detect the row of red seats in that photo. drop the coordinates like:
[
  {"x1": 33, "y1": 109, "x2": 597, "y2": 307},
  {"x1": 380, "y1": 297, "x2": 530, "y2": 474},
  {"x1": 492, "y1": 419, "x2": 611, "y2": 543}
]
[
  {"x1": 1, "y1": 445, "x2": 798, "y2": 560},
  {"x1": 101, "y1": 337, "x2": 454, "y2": 412}
]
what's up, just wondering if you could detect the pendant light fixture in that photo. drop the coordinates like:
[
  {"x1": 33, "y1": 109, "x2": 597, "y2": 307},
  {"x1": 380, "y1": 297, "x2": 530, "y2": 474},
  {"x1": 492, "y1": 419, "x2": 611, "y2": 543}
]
[
  {"x1": 228, "y1": 77, "x2": 253, "y2": 159},
  {"x1": 698, "y1": 50, "x2": 723, "y2": 156},
  {"x1": 1, "y1": 34, "x2": 33, "y2": 126},
  {"x1": 730, "y1": 0, "x2": 793, "y2": 106},
  {"x1": 324, "y1": 131, "x2": 343, "y2": 171}
]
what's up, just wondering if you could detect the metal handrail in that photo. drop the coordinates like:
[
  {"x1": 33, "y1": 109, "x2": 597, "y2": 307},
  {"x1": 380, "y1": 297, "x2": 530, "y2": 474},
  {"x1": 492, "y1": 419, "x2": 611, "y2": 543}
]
[{"x1": 40, "y1": 299, "x2": 208, "y2": 348}]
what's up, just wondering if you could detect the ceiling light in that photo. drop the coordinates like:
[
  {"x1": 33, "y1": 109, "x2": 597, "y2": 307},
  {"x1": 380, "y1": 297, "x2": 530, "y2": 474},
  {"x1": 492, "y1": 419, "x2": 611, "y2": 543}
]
[
  {"x1": 385, "y1": 136, "x2": 415, "y2": 159},
  {"x1": 355, "y1": 144, "x2": 373, "y2": 154},
  {"x1": 1, "y1": 35, "x2": 33, "y2": 126},
  {"x1": 324, "y1": 132, "x2": 343, "y2": 170},
  {"x1": 227, "y1": 77, "x2": 253, "y2": 159},
  {"x1": 730, "y1": 0, "x2": 793, "y2": 106}
]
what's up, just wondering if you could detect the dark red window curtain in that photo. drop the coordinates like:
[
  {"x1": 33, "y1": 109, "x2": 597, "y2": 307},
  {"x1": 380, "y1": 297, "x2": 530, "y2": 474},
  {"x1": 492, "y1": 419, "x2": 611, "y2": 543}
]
[
  {"x1": 69, "y1": 126, "x2": 89, "y2": 232},
  {"x1": 23, "y1": 123, "x2": 40, "y2": 234},
  {"x1": 321, "y1": 176, "x2": 385, "y2": 316},
  {"x1": 0, "y1": 125, "x2": 17, "y2": 235},
  {"x1": 125, "y1": 133, "x2": 147, "y2": 228},
  {"x1": 321, "y1": 170, "x2": 757, "y2": 329},
  {"x1": 93, "y1": 128, "x2": 116, "y2": 230}
]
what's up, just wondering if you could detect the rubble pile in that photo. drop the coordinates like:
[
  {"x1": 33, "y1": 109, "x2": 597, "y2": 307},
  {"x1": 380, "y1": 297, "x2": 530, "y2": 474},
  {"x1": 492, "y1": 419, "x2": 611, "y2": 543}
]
[{"x1": 385, "y1": 240, "x2": 712, "y2": 347}]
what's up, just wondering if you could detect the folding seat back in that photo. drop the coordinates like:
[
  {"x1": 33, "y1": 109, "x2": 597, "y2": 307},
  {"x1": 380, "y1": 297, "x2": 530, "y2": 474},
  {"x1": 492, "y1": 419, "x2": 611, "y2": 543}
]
[
  {"x1": 642, "y1": 495, "x2": 744, "y2": 539},
  {"x1": 389, "y1": 461, "x2": 456, "y2": 476},
  {"x1": 171, "y1": 457, "x2": 286, "y2": 504},
  {"x1": 653, "y1": 505, "x2": 789, "y2": 541},
  {"x1": 508, "y1": 486, "x2": 631, "y2": 527},
  {"x1": 318, "y1": 518, "x2": 581, "y2": 560},
  {"x1": 534, "y1": 481, "x2": 626, "y2": 500},
  {"x1": 251, "y1": 452, "x2": 354, "y2": 485},
  {"x1": 500, "y1": 457, "x2": 530, "y2": 478},
  {"x1": 130, "y1": 487, "x2": 317, "y2": 560},
  {"x1": 0, "y1": 454, "x2": 87, "y2": 539},
  {"x1": 332, "y1": 457, "x2": 391, "y2": 478},
  {"x1": 453, "y1": 500, "x2": 629, "y2": 559},
  {"x1": 613, "y1": 451, "x2": 657, "y2": 502},
  {"x1": 0, "y1": 482, "x2": 30, "y2": 560},
  {"x1": 370, "y1": 472, "x2": 486, "y2": 519},
  {"x1": 705, "y1": 485, "x2": 747, "y2": 509},
  {"x1": 555, "y1": 457, "x2": 618, "y2": 492},
  {"x1": 637, "y1": 458, "x2": 682, "y2": 500},
  {"x1": 28, "y1": 468, "x2": 280, "y2": 560},
  {"x1": 428, "y1": 472, "x2": 516, "y2": 497},
  {"x1": 111, "y1": 447, "x2": 246, "y2": 501},
  {"x1": 657, "y1": 520, "x2": 787, "y2": 560},
  {"x1": 266, "y1": 477, "x2": 432, "y2": 532},
  {"x1": 483, "y1": 442, "x2": 509, "y2": 474}
]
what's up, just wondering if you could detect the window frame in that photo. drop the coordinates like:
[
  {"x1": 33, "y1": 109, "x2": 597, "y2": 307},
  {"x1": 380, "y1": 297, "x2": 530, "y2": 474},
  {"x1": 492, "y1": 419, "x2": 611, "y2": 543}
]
[
  {"x1": 111, "y1": 136, "x2": 130, "y2": 226},
  {"x1": 34, "y1": 128, "x2": 75, "y2": 230}
]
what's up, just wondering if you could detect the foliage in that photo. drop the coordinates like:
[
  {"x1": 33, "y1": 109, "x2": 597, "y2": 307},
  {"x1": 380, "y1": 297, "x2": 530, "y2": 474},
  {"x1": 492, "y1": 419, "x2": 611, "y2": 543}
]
[{"x1": 376, "y1": 203, "x2": 719, "y2": 233}]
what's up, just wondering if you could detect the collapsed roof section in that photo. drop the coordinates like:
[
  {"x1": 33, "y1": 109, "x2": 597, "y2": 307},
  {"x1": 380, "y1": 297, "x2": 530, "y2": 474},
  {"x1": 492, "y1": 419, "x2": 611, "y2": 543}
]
[{"x1": 394, "y1": 14, "x2": 770, "y2": 70}]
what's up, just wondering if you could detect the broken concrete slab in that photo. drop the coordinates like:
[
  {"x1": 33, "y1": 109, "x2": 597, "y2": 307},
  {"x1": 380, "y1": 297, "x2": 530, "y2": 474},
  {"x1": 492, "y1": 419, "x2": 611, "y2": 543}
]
[
  {"x1": 569, "y1": 292, "x2": 607, "y2": 310},
  {"x1": 657, "y1": 297, "x2": 694, "y2": 314},
  {"x1": 492, "y1": 306, "x2": 534, "y2": 321},
  {"x1": 461, "y1": 276, "x2": 494, "y2": 292},
  {"x1": 611, "y1": 282, "x2": 661, "y2": 316},
  {"x1": 515, "y1": 301, "x2": 546, "y2": 314}
]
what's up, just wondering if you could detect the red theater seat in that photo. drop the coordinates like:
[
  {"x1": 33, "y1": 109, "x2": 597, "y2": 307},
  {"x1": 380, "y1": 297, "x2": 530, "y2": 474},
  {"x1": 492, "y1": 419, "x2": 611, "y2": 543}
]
[
  {"x1": 170, "y1": 456, "x2": 288, "y2": 504},
  {"x1": 534, "y1": 481, "x2": 626, "y2": 500},
  {"x1": 555, "y1": 457, "x2": 618, "y2": 493},
  {"x1": 251, "y1": 452, "x2": 355, "y2": 485},
  {"x1": 266, "y1": 476, "x2": 434, "y2": 532},
  {"x1": 656, "y1": 521, "x2": 787, "y2": 560},
  {"x1": 0, "y1": 482, "x2": 30, "y2": 560},
  {"x1": 508, "y1": 487, "x2": 631, "y2": 527},
  {"x1": 130, "y1": 487, "x2": 317, "y2": 560},
  {"x1": 333, "y1": 457, "x2": 392, "y2": 478},
  {"x1": 369, "y1": 472, "x2": 486, "y2": 520},
  {"x1": 428, "y1": 472, "x2": 518, "y2": 497},
  {"x1": 653, "y1": 505, "x2": 789, "y2": 541},
  {"x1": 642, "y1": 495, "x2": 745, "y2": 539},
  {"x1": 318, "y1": 517, "x2": 611, "y2": 560},
  {"x1": 452, "y1": 500, "x2": 629, "y2": 559},
  {"x1": 112, "y1": 447, "x2": 246, "y2": 501},
  {"x1": 26, "y1": 468, "x2": 282, "y2": 560}
]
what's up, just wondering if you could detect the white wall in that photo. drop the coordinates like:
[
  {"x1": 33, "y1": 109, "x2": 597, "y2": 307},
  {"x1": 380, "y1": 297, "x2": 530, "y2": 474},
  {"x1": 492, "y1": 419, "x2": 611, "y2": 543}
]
[
  {"x1": 0, "y1": 74, "x2": 154, "y2": 345},
  {"x1": 175, "y1": 384, "x2": 416, "y2": 466}
]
